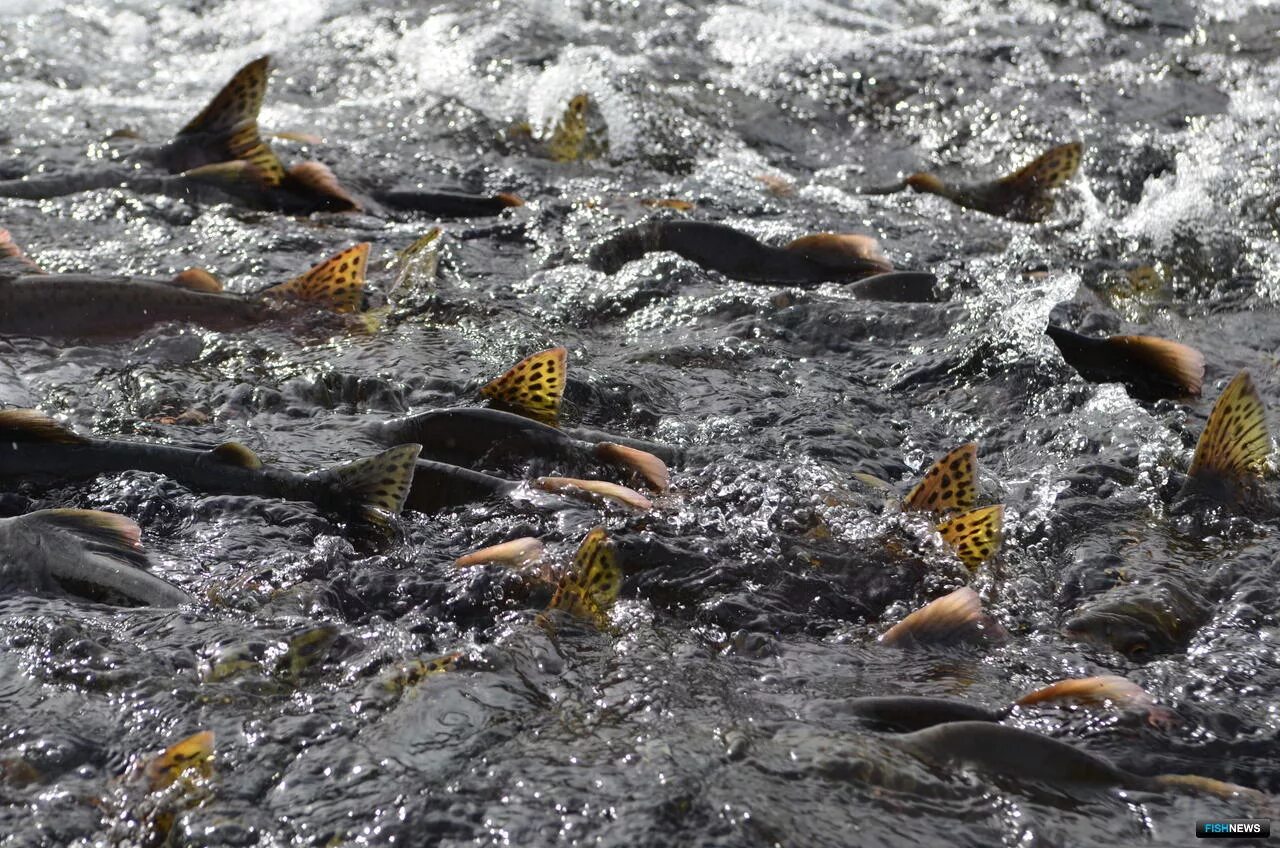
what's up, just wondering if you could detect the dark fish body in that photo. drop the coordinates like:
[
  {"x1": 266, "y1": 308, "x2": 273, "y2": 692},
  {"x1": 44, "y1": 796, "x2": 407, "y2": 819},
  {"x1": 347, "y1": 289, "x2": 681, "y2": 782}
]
[
  {"x1": 405, "y1": 458, "x2": 517, "y2": 513},
  {"x1": 896, "y1": 721, "x2": 1158, "y2": 791},
  {"x1": 843, "y1": 696, "x2": 1006, "y2": 731},
  {"x1": 0, "y1": 438, "x2": 394, "y2": 521},
  {"x1": 1064, "y1": 579, "x2": 1208, "y2": 660},
  {"x1": 0, "y1": 274, "x2": 267, "y2": 338},
  {"x1": 588, "y1": 220, "x2": 934, "y2": 295},
  {"x1": 368, "y1": 407, "x2": 597, "y2": 471},
  {"x1": 1046, "y1": 325, "x2": 1204, "y2": 401},
  {"x1": 371, "y1": 189, "x2": 524, "y2": 218}
]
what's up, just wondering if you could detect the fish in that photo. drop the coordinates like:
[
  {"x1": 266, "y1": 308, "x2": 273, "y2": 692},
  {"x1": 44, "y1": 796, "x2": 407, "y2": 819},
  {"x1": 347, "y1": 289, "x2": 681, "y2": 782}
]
[
  {"x1": 0, "y1": 409, "x2": 420, "y2": 525},
  {"x1": 1177, "y1": 370, "x2": 1271, "y2": 506},
  {"x1": 0, "y1": 56, "x2": 522, "y2": 217},
  {"x1": 866, "y1": 142, "x2": 1083, "y2": 222},
  {"x1": 1046, "y1": 324, "x2": 1205, "y2": 401},
  {"x1": 879, "y1": 586, "x2": 1008, "y2": 648},
  {"x1": 900, "y1": 442, "x2": 1005, "y2": 572},
  {"x1": 544, "y1": 527, "x2": 623, "y2": 629},
  {"x1": 1015, "y1": 674, "x2": 1177, "y2": 727},
  {"x1": 1062, "y1": 579, "x2": 1208, "y2": 661},
  {"x1": 588, "y1": 219, "x2": 939, "y2": 299},
  {"x1": 894, "y1": 721, "x2": 1266, "y2": 802},
  {"x1": 0, "y1": 237, "x2": 372, "y2": 340},
  {"x1": 0, "y1": 508, "x2": 190, "y2": 607},
  {"x1": 406, "y1": 457, "x2": 651, "y2": 513}
]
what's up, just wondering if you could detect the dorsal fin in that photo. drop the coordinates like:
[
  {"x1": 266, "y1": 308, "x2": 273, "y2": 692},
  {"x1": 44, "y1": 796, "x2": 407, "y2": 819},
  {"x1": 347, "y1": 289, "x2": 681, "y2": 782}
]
[
  {"x1": 0, "y1": 409, "x2": 87, "y2": 444},
  {"x1": 547, "y1": 527, "x2": 622, "y2": 627},
  {"x1": 902, "y1": 442, "x2": 978, "y2": 515},
  {"x1": 0, "y1": 227, "x2": 44, "y2": 274},
  {"x1": 285, "y1": 161, "x2": 363, "y2": 212},
  {"x1": 178, "y1": 57, "x2": 271, "y2": 137},
  {"x1": 260, "y1": 243, "x2": 370, "y2": 314},
  {"x1": 534, "y1": 477, "x2": 653, "y2": 512},
  {"x1": 784, "y1": 233, "x2": 893, "y2": 274},
  {"x1": 997, "y1": 142, "x2": 1083, "y2": 192},
  {"x1": 210, "y1": 442, "x2": 262, "y2": 469},
  {"x1": 880, "y1": 587, "x2": 1005, "y2": 647},
  {"x1": 169, "y1": 268, "x2": 223, "y2": 293},
  {"x1": 936, "y1": 505, "x2": 1004, "y2": 572},
  {"x1": 1187, "y1": 371, "x2": 1270, "y2": 486},
  {"x1": 479, "y1": 346, "x2": 567, "y2": 422},
  {"x1": 547, "y1": 93, "x2": 594, "y2": 163},
  {"x1": 1016, "y1": 675, "x2": 1158, "y2": 712},
  {"x1": 141, "y1": 730, "x2": 215, "y2": 792}
]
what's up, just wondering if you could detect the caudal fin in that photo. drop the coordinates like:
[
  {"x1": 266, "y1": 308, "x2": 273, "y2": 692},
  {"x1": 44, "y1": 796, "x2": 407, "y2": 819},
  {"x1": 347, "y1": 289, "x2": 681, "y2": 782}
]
[
  {"x1": 594, "y1": 442, "x2": 670, "y2": 492},
  {"x1": 284, "y1": 161, "x2": 362, "y2": 212},
  {"x1": 165, "y1": 56, "x2": 286, "y2": 182},
  {"x1": 936, "y1": 505, "x2": 1004, "y2": 572},
  {"x1": 902, "y1": 442, "x2": 978, "y2": 515},
  {"x1": 260, "y1": 243, "x2": 370, "y2": 314},
  {"x1": 998, "y1": 142, "x2": 1083, "y2": 192},
  {"x1": 1186, "y1": 371, "x2": 1270, "y2": 488},
  {"x1": 880, "y1": 586, "x2": 1005, "y2": 648},
  {"x1": 479, "y1": 346, "x2": 568, "y2": 422},
  {"x1": 140, "y1": 730, "x2": 216, "y2": 792},
  {"x1": 20, "y1": 509, "x2": 192, "y2": 607},
  {"x1": 329, "y1": 443, "x2": 422, "y2": 524},
  {"x1": 547, "y1": 527, "x2": 622, "y2": 628}
]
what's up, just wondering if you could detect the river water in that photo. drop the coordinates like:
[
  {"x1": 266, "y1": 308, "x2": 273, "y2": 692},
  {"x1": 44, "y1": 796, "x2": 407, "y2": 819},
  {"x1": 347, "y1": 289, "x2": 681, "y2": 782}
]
[{"x1": 2, "y1": 0, "x2": 1279, "y2": 845}]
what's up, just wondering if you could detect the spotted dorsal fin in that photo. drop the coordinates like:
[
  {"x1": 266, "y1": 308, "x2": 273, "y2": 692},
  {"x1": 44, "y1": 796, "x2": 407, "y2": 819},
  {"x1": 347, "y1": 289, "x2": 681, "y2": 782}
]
[
  {"x1": 998, "y1": 142, "x2": 1083, "y2": 192},
  {"x1": 178, "y1": 57, "x2": 270, "y2": 138},
  {"x1": 285, "y1": 161, "x2": 363, "y2": 212},
  {"x1": 0, "y1": 409, "x2": 87, "y2": 444},
  {"x1": 169, "y1": 268, "x2": 223, "y2": 293},
  {"x1": 547, "y1": 93, "x2": 594, "y2": 163},
  {"x1": 260, "y1": 243, "x2": 370, "y2": 314},
  {"x1": 210, "y1": 442, "x2": 262, "y2": 469},
  {"x1": 548, "y1": 527, "x2": 622, "y2": 627},
  {"x1": 480, "y1": 346, "x2": 567, "y2": 422},
  {"x1": 1187, "y1": 371, "x2": 1270, "y2": 486},
  {"x1": 784, "y1": 233, "x2": 893, "y2": 275},
  {"x1": 168, "y1": 56, "x2": 285, "y2": 180},
  {"x1": 141, "y1": 730, "x2": 216, "y2": 792},
  {"x1": 936, "y1": 505, "x2": 1004, "y2": 572},
  {"x1": 327, "y1": 443, "x2": 422, "y2": 524},
  {"x1": 880, "y1": 586, "x2": 1003, "y2": 647},
  {"x1": 902, "y1": 443, "x2": 978, "y2": 515}
]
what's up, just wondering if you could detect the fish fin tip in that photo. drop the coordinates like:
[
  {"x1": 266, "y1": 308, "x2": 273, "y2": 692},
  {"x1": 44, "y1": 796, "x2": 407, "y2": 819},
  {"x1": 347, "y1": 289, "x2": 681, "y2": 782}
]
[
  {"x1": 480, "y1": 346, "x2": 568, "y2": 421},
  {"x1": 880, "y1": 586, "x2": 999, "y2": 647},
  {"x1": 332, "y1": 443, "x2": 422, "y2": 523},
  {"x1": 548, "y1": 527, "x2": 621, "y2": 626},
  {"x1": 903, "y1": 442, "x2": 979, "y2": 514},
  {"x1": 262, "y1": 242, "x2": 371, "y2": 314},
  {"x1": 210, "y1": 442, "x2": 263, "y2": 469},
  {"x1": 937, "y1": 504, "x2": 1004, "y2": 572},
  {"x1": 999, "y1": 141, "x2": 1083, "y2": 192},
  {"x1": 0, "y1": 409, "x2": 87, "y2": 444},
  {"x1": 285, "y1": 161, "x2": 362, "y2": 211},
  {"x1": 784, "y1": 233, "x2": 893, "y2": 275},
  {"x1": 170, "y1": 268, "x2": 224, "y2": 293},
  {"x1": 535, "y1": 476, "x2": 653, "y2": 511},
  {"x1": 455, "y1": 537, "x2": 546, "y2": 569},
  {"x1": 594, "y1": 442, "x2": 670, "y2": 491},
  {"x1": 1108, "y1": 335, "x2": 1205, "y2": 397},
  {"x1": 143, "y1": 730, "x2": 216, "y2": 792}
]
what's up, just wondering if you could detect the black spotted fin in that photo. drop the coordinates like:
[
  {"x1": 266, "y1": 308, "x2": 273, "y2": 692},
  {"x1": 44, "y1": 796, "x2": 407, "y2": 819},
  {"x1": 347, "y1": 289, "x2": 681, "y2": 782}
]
[
  {"x1": 140, "y1": 730, "x2": 216, "y2": 792},
  {"x1": 0, "y1": 409, "x2": 87, "y2": 444},
  {"x1": 902, "y1": 443, "x2": 978, "y2": 515},
  {"x1": 547, "y1": 93, "x2": 597, "y2": 163},
  {"x1": 998, "y1": 142, "x2": 1083, "y2": 193},
  {"x1": 163, "y1": 56, "x2": 285, "y2": 182},
  {"x1": 168, "y1": 268, "x2": 224, "y2": 293},
  {"x1": 1183, "y1": 370, "x2": 1270, "y2": 501},
  {"x1": 784, "y1": 233, "x2": 893, "y2": 276},
  {"x1": 547, "y1": 527, "x2": 622, "y2": 628},
  {"x1": 326, "y1": 443, "x2": 422, "y2": 524},
  {"x1": 936, "y1": 505, "x2": 1003, "y2": 572},
  {"x1": 479, "y1": 346, "x2": 568, "y2": 422},
  {"x1": 209, "y1": 442, "x2": 262, "y2": 469},
  {"x1": 15, "y1": 509, "x2": 192, "y2": 607},
  {"x1": 594, "y1": 442, "x2": 670, "y2": 492},
  {"x1": 879, "y1": 586, "x2": 1007, "y2": 648},
  {"x1": 260, "y1": 243, "x2": 371, "y2": 314}
]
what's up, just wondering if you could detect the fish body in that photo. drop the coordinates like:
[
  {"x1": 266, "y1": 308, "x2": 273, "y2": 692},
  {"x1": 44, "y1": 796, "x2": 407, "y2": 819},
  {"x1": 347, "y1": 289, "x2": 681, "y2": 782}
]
[
  {"x1": 0, "y1": 509, "x2": 190, "y2": 607},
  {"x1": 1063, "y1": 578, "x2": 1208, "y2": 660},
  {"x1": 405, "y1": 458, "x2": 517, "y2": 513},
  {"x1": 1046, "y1": 324, "x2": 1204, "y2": 401},
  {"x1": 843, "y1": 696, "x2": 1005, "y2": 731}
]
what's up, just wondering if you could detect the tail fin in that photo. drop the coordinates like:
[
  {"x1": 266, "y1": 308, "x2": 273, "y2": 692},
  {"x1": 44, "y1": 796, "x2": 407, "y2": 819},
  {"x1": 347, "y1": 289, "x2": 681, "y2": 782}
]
[
  {"x1": 784, "y1": 233, "x2": 893, "y2": 276},
  {"x1": 880, "y1": 586, "x2": 1006, "y2": 648},
  {"x1": 479, "y1": 346, "x2": 567, "y2": 422},
  {"x1": 283, "y1": 161, "x2": 362, "y2": 212},
  {"x1": 997, "y1": 142, "x2": 1083, "y2": 192},
  {"x1": 903, "y1": 442, "x2": 978, "y2": 515},
  {"x1": 260, "y1": 243, "x2": 370, "y2": 314},
  {"x1": 329, "y1": 444, "x2": 422, "y2": 524},
  {"x1": 140, "y1": 730, "x2": 216, "y2": 792},
  {"x1": 547, "y1": 93, "x2": 598, "y2": 163},
  {"x1": 594, "y1": 442, "x2": 670, "y2": 492},
  {"x1": 547, "y1": 527, "x2": 622, "y2": 627},
  {"x1": 1186, "y1": 371, "x2": 1270, "y2": 491},
  {"x1": 20, "y1": 509, "x2": 192, "y2": 607},
  {"x1": 936, "y1": 505, "x2": 1004, "y2": 572},
  {"x1": 165, "y1": 56, "x2": 285, "y2": 182},
  {"x1": 534, "y1": 477, "x2": 653, "y2": 511}
]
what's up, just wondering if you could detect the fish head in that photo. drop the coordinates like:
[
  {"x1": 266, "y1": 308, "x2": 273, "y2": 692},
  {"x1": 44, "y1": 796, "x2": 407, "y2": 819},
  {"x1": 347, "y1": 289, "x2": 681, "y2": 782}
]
[{"x1": 1063, "y1": 602, "x2": 1186, "y2": 661}]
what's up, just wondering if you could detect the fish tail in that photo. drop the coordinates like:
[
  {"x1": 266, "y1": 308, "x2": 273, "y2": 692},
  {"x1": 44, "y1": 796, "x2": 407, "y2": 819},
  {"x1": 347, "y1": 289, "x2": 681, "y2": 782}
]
[
  {"x1": 784, "y1": 233, "x2": 893, "y2": 277},
  {"x1": 998, "y1": 142, "x2": 1083, "y2": 191},
  {"x1": 479, "y1": 346, "x2": 568, "y2": 422},
  {"x1": 1153, "y1": 774, "x2": 1269, "y2": 804},
  {"x1": 329, "y1": 444, "x2": 422, "y2": 524},
  {"x1": 1186, "y1": 370, "x2": 1270, "y2": 489},
  {"x1": 936, "y1": 505, "x2": 1004, "y2": 572},
  {"x1": 259, "y1": 243, "x2": 371, "y2": 313}
]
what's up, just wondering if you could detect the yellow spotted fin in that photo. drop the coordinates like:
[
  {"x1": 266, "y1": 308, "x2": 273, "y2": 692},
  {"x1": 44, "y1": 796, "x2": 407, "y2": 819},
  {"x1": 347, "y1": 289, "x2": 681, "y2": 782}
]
[
  {"x1": 784, "y1": 233, "x2": 893, "y2": 275},
  {"x1": 376, "y1": 651, "x2": 463, "y2": 692},
  {"x1": 548, "y1": 527, "x2": 622, "y2": 628},
  {"x1": 326, "y1": 443, "x2": 422, "y2": 524},
  {"x1": 281, "y1": 625, "x2": 339, "y2": 679},
  {"x1": 547, "y1": 93, "x2": 595, "y2": 163},
  {"x1": 209, "y1": 442, "x2": 263, "y2": 469},
  {"x1": 1186, "y1": 370, "x2": 1270, "y2": 490},
  {"x1": 902, "y1": 443, "x2": 978, "y2": 515},
  {"x1": 936, "y1": 505, "x2": 1003, "y2": 572},
  {"x1": 170, "y1": 56, "x2": 286, "y2": 183},
  {"x1": 141, "y1": 730, "x2": 215, "y2": 793},
  {"x1": 260, "y1": 243, "x2": 370, "y2": 314},
  {"x1": 879, "y1": 586, "x2": 1006, "y2": 648},
  {"x1": 479, "y1": 346, "x2": 567, "y2": 422},
  {"x1": 998, "y1": 141, "x2": 1083, "y2": 193},
  {"x1": 455, "y1": 537, "x2": 546, "y2": 569},
  {"x1": 534, "y1": 477, "x2": 653, "y2": 512},
  {"x1": 594, "y1": 442, "x2": 670, "y2": 492},
  {"x1": 168, "y1": 268, "x2": 223, "y2": 293},
  {"x1": 0, "y1": 409, "x2": 87, "y2": 444}
]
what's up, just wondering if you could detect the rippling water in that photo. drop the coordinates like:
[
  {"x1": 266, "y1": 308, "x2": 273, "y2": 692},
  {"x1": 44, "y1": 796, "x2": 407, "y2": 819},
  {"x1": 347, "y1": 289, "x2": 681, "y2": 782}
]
[{"x1": 3, "y1": 0, "x2": 1280, "y2": 845}]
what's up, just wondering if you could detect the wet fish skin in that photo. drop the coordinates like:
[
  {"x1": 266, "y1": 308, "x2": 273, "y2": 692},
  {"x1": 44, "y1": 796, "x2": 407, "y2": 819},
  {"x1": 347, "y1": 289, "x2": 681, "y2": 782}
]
[
  {"x1": 368, "y1": 407, "x2": 602, "y2": 471},
  {"x1": 1046, "y1": 324, "x2": 1205, "y2": 401},
  {"x1": 842, "y1": 696, "x2": 1007, "y2": 731},
  {"x1": 1063, "y1": 580, "x2": 1209, "y2": 660},
  {"x1": 404, "y1": 458, "x2": 517, "y2": 513}
]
